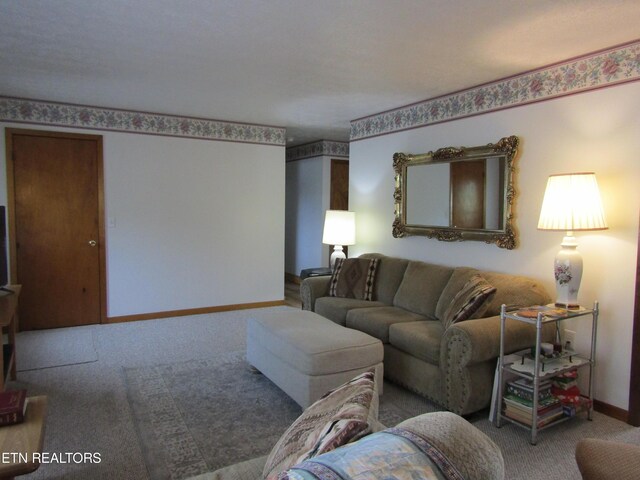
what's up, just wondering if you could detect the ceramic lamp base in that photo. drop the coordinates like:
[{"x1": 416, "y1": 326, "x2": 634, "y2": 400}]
[
  {"x1": 329, "y1": 245, "x2": 345, "y2": 270},
  {"x1": 554, "y1": 233, "x2": 583, "y2": 309}
]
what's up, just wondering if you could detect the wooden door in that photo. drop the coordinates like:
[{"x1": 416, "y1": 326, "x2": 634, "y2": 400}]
[
  {"x1": 330, "y1": 160, "x2": 349, "y2": 211},
  {"x1": 6, "y1": 129, "x2": 105, "y2": 330},
  {"x1": 450, "y1": 160, "x2": 486, "y2": 229},
  {"x1": 329, "y1": 159, "x2": 349, "y2": 258}
]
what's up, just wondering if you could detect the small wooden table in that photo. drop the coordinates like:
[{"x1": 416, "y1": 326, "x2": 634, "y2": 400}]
[{"x1": 0, "y1": 396, "x2": 47, "y2": 479}]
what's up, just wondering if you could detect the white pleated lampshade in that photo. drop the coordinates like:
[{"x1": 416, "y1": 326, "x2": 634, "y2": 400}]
[
  {"x1": 322, "y1": 210, "x2": 356, "y2": 246},
  {"x1": 537, "y1": 173, "x2": 608, "y2": 232}
]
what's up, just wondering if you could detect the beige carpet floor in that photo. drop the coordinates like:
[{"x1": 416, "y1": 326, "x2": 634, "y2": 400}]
[
  {"x1": 17, "y1": 325, "x2": 98, "y2": 371},
  {"x1": 10, "y1": 306, "x2": 640, "y2": 479}
]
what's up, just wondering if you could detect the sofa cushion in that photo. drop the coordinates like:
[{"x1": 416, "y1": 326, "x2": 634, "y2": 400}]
[
  {"x1": 346, "y1": 306, "x2": 427, "y2": 343},
  {"x1": 262, "y1": 370, "x2": 377, "y2": 480},
  {"x1": 389, "y1": 320, "x2": 444, "y2": 365},
  {"x1": 435, "y1": 267, "x2": 480, "y2": 320},
  {"x1": 482, "y1": 271, "x2": 552, "y2": 317},
  {"x1": 360, "y1": 254, "x2": 410, "y2": 305},
  {"x1": 441, "y1": 275, "x2": 497, "y2": 330},
  {"x1": 329, "y1": 257, "x2": 379, "y2": 301},
  {"x1": 315, "y1": 297, "x2": 386, "y2": 326},
  {"x1": 393, "y1": 261, "x2": 454, "y2": 319},
  {"x1": 247, "y1": 310, "x2": 383, "y2": 376}
]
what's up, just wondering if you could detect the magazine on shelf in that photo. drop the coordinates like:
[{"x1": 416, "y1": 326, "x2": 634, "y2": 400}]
[
  {"x1": 514, "y1": 305, "x2": 568, "y2": 319},
  {"x1": 503, "y1": 394, "x2": 561, "y2": 413},
  {"x1": 512, "y1": 377, "x2": 552, "y2": 391}
]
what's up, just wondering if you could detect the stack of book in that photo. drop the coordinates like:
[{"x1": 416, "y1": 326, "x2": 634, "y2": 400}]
[
  {"x1": 562, "y1": 395, "x2": 593, "y2": 417},
  {"x1": 503, "y1": 378, "x2": 563, "y2": 427},
  {"x1": 551, "y1": 369, "x2": 591, "y2": 416}
]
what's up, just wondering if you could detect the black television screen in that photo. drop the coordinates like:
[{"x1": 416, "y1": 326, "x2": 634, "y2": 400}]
[{"x1": 0, "y1": 206, "x2": 8, "y2": 288}]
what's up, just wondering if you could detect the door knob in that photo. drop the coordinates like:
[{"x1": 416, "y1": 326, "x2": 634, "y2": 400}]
[{"x1": 88, "y1": 240, "x2": 97, "y2": 247}]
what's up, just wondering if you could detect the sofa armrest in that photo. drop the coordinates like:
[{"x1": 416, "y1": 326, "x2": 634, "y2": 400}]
[
  {"x1": 397, "y1": 412, "x2": 504, "y2": 480},
  {"x1": 441, "y1": 315, "x2": 555, "y2": 367},
  {"x1": 300, "y1": 276, "x2": 331, "y2": 311},
  {"x1": 440, "y1": 315, "x2": 554, "y2": 414}
]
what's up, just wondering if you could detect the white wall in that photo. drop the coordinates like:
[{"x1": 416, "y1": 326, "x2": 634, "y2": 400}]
[
  {"x1": 1, "y1": 123, "x2": 285, "y2": 318},
  {"x1": 285, "y1": 155, "x2": 331, "y2": 275},
  {"x1": 349, "y1": 82, "x2": 640, "y2": 410}
]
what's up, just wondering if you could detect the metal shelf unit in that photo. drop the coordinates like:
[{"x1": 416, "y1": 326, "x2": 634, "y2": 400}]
[{"x1": 495, "y1": 302, "x2": 598, "y2": 444}]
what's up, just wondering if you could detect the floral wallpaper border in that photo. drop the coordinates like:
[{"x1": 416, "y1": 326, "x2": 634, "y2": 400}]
[
  {"x1": 0, "y1": 97, "x2": 286, "y2": 146},
  {"x1": 286, "y1": 140, "x2": 349, "y2": 162},
  {"x1": 350, "y1": 40, "x2": 640, "y2": 141}
]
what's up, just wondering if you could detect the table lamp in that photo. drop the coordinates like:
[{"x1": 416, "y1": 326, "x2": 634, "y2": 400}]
[
  {"x1": 537, "y1": 172, "x2": 608, "y2": 309},
  {"x1": 322, "y1": 210, "x2": 356, "y2": 270}
]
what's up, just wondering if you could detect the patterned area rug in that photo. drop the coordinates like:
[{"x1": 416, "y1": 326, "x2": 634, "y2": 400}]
[
  {"x1": 123, "y1": 351, "x2": 440, "y2": 480},
  {"x1": 123, "y1": 350, "x2": 640, "y2": 480},
  {"x1": 123, "y1": 351, "x2": 302, "y2": 479}
]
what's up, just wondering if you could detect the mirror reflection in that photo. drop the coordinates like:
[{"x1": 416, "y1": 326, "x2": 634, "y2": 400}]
[
  {"x1": 405, "y1": 157, "x2": 504, "y2": 229},
  {"x1": 393, "y1": 136, "x2": 518, "y2": 249}
]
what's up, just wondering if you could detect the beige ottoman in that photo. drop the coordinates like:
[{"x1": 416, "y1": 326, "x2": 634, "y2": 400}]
[{"x1": 247, "y1": 309, "x2": 383, "y2": 408}]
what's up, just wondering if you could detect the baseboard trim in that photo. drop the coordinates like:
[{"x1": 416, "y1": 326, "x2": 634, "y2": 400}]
[
  {"x1": 285, "y1": 272, "x2": 301, "y2": 284},
  {"x1": 105, "y1": 300, "x2": 286, "y2": 324},
  {"x1": 594, "y1": 399, "x2": 629, "y2": 423}
]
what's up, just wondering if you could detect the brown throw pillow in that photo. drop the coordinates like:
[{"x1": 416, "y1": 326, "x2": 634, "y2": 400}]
[
  {"x1": 442, "y1": 274, "x2": 497, "y2": 329},
  {"x1": 328, "y1": 258, "x2": 379, "y2": 301},
  {"x1": 262, "y1": 370, "x2": 377, "y2": 480}
]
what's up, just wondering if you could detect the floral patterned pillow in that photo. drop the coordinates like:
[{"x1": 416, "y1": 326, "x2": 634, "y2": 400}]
[{"x1": 262, "y1": 370, "x2": 377, "y2": 480}]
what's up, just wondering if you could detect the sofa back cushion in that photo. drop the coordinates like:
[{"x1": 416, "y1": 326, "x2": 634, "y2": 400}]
[
  {"x1": 359, "y1": 253, "x2": 409, "y2": 305},
  {"x1": 481, "y1": 271, "x2": 551, "y2": 317},
  {"x1": 392, "y1": 261, "x2": 453, "y2": 319}
]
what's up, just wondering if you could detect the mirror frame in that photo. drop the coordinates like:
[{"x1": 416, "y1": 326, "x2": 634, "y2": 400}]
[{"x1": 392, "y1": 135, "x2": 518, "y2": 249}]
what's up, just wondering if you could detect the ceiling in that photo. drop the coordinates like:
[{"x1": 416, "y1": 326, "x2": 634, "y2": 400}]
[{"x1": 1, "y1": 0, "x2": 639, "y2": 146}]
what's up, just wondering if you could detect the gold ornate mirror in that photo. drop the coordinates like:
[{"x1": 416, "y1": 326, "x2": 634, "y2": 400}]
[{"x1": 393, "y1": 135, "x2": 518, "y2": 249}]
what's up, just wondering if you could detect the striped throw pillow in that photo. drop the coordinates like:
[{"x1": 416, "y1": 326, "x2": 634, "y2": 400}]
[{"x1": 442, "y1": 274, "x2": 497, "y2": 329}]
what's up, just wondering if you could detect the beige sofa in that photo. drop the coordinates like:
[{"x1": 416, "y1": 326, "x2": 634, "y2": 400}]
[{"x1": 301, "y1": 253, "x2": 553, "y2": 415}]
